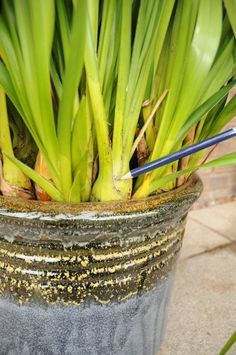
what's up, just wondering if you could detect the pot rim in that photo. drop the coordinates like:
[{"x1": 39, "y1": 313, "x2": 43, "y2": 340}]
[
  {"x1": 0, "y1": 173, "x2": 203, "y2": 215},
  {"x1": 0, "y1": 173, "x2": 202, "y2": 215}
]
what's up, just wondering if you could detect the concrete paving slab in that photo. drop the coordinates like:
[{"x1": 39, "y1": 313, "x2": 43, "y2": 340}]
[
  {"x1": 190, "y1": 202, "x2": 236, "y2": 242},
  {"x1": 159, "y1": 213, "x2": 236, "y2": 355},
  {"x1": 181, "y1": 218, "x2": 230, "y2": 260}
]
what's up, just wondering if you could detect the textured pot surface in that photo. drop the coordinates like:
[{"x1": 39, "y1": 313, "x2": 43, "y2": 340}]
[{"x1": 0, "y1": 174, "x2": 202, "y2": 354}]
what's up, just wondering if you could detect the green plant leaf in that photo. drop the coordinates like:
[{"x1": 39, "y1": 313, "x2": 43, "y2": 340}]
[
  {"x1": 4, "y1": 153, "x2": 63, "y2": 201},
  {"x1": 57, "y1": 0, "x2": 87, "y2": 198},
  {"x1": 224, "y1": 0, "x2": 236, "y2": 38},
  {"x1": 219, "y1": 331, "x2": 236, "y2": 355},
  {"x1": 177, "y1": 81, "x2": 236, "y2": 144},
  {"x1": 112, "y1": 0, "x2": 132, "y2": 174},
  {"x1": 71, "y1": 96, "x2": 93, "y2": 201}
]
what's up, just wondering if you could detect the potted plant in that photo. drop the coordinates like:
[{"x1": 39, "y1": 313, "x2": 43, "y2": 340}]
[{"x1": 0, "y1": 0, "x2": 235, "y2": 353}]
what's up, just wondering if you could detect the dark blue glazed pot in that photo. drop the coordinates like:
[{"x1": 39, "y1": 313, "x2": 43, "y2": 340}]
[{"x1": 0, "y1": 174, "x2": 202, "y2": 355}]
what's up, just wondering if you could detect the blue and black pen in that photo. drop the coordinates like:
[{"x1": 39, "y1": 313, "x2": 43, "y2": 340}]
[{"x1": 121, "y1": 127, "x2": 236, "y2": 180}]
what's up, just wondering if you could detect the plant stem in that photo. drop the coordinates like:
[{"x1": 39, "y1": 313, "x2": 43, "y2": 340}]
[
  {"x1": 57, "y1": 0, "x2": 86, "y2": 199},
  {"x1": 0, "y1": 87, "x2": 31, "y2": 191},
  {"x1": 112, "y1": 0, "x2": 132, "y2": 175}
]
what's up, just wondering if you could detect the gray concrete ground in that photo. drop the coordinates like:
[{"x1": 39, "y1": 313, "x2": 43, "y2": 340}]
[{"x1": 159, "y1": 202, "x2": 236, "y2": 355}]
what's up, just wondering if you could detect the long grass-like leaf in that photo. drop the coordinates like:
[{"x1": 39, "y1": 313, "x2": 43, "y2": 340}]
[
  {"x1": 224, "y1": 0, "x2": 236, "y2": 37},
  {"x1": 112, "y1": 0, "x2": 132, "y2": 174},
  {"x1": 178, "y1": 81, "x2": 236, "y2": 143},
  {"x1": 4, "y1": 153, "x2": 63, "y2": 201},
  {"x1": 84, "y1": 15, "x2": 111, "y2": 176},
  {"x1": 57, "y1": 0, "x2": 87, "y2": 198}
]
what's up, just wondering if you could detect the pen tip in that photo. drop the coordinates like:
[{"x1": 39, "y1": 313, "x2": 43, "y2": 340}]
[{"x1": 120, "y1": 172, "x2": 132, "y2": 180}]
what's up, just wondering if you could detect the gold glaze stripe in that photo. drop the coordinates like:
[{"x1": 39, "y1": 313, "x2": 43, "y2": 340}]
[
  {"x1": 0, "y1": 238, "x2": 179, "y2": 270},
  {"x1": 0, "y1": 234, "x2": 182, "y2": 278},
  {"x1": 0, "y1": 249, "x2": 177, "y2": 291},
  {"x1": 0, "y1": 247, "x2": 179, "y2": 305},
  {"x1": 0, "y1": 238, "x2": 182, "y2": 283},
  {"x1": 0, "y1": 225, "x2": 184, "y2": 265}
]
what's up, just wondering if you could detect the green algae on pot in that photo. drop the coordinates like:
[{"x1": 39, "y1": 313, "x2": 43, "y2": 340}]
[{"x1": 0, "y1": 175, "x2": 202, "y2": 354}]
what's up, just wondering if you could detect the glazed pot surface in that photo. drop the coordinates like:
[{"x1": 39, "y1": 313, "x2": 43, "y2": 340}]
[{"x1": 0, "y1": 175, "x2": 202, "y2": 354}]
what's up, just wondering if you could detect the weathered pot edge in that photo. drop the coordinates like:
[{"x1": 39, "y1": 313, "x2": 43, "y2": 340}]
[{"x1": 0, "y1": 173, "x2": 203, "y2": 215}]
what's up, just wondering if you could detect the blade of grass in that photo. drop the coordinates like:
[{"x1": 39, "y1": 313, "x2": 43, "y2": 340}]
[
  {"x1": 123, "y1": 0, "x2": 175, "y2": 163},
  {"x1": 133, "y1": 0, "x2": 195, "y2": 193},
  {"x1": 84, "y1": 16, "x2": 111, "y2": 178},
  {"x1": 147, "y1": 0, "x2": 193, "y2": 163},
  {"x1": 0, "y1": 87, "x2": 31, "y2": 189},
  {"x1": 224, "y1": 0, "x2": 236, "y2": 38},
  {"x1": 29, "y1": 0, "x2": 59, "y2": 165},
  {"x1": 57, "y1": 0, "x2": 87, "y2": 199},
  {"x1": 197, "y1": 38, "x2": 235, "y2": 104},
  {"x1": 206, "y1": 94, "x2": 236, "y2": 135},
  {"x1": 152, "y1": 0, "x2": 222, "y2": 164},
  {"x1": 219, "y1": 331, "x2": 236, "y2": 355},
  {"x1": 56, "y1": 0, "x2": 71, "y2": 70},
  {"x1": 98, "y1": 0, "x2": 116, "y2": 89},
  {"x1": 4, "y1": 153, "x2": 63, "y2": 201},
  {"x1": 71, "y1": 96, "x2": 93, "y2": 201},
  {"x1": 0, "y1": 1, "x2": 61, "y2": 188},
  {"x1": 178, "y1": 81, "x2": 236, "y2": 143},
  {"x1": 112, "y1": 0, "x2": 132, "y2": 175}
]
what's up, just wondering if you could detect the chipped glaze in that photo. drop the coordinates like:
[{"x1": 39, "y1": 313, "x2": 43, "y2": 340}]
[{"x1": 0, "y1": 174, "x2": 202, "y2": 305}]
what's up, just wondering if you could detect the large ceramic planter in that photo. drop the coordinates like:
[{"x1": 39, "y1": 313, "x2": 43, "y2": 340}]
[{"x1": 0, "y1": 174, "x2": 202, "y2": 355}]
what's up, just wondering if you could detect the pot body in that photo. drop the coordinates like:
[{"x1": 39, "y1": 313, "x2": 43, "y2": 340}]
[{"x1": 0, "y1": 175, "x2": 202, "y2": 355}]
